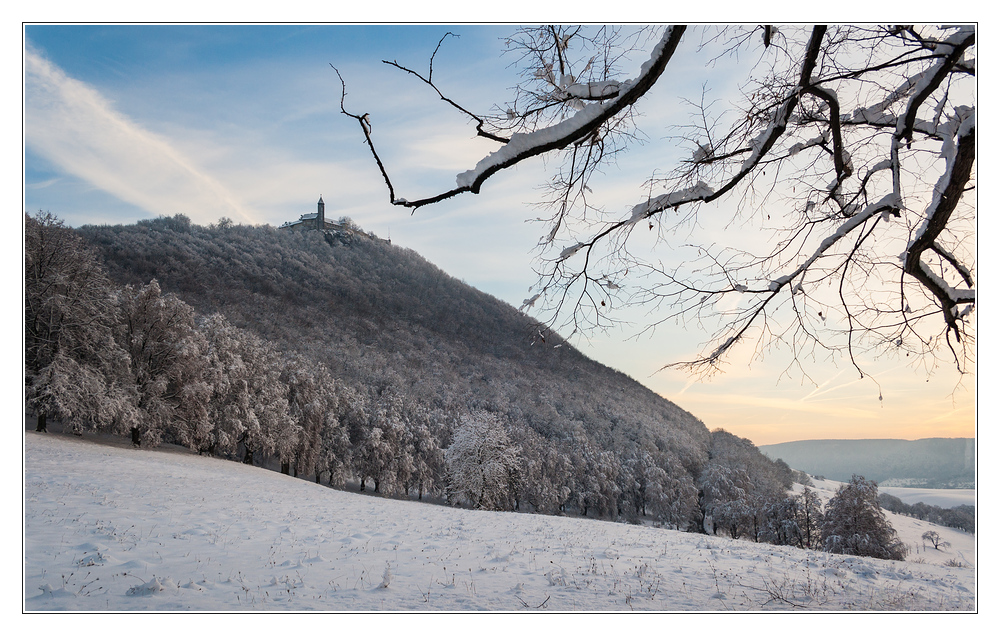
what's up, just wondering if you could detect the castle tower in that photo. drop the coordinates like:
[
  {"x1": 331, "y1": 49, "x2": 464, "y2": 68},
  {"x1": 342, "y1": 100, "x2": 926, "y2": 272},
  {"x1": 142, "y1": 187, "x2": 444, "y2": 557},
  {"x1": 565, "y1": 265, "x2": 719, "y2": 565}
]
[{"x1": 317, "y1": 195, "x2": 325, "y2": 230}]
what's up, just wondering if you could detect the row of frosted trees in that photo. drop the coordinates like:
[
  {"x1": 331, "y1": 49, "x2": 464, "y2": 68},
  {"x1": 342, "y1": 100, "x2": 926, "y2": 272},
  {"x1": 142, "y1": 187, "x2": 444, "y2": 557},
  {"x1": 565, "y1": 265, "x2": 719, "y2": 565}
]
[
  {"x1": 24, "y1": 212, "x2": 437, "y2": 484},
  {"x1": 443, "y1": 411, "x2": 701, "y2": 530}
]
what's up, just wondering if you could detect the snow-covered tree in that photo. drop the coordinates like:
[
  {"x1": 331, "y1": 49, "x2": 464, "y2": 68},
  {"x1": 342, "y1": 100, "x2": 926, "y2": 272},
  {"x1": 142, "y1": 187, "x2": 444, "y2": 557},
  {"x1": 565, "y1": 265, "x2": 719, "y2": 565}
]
[
  {"x1": 354, "y1": 391, "x2": 413, "y2": 495},
  {"x1": 320, "y1": 384, "x2": 364, "y2": 487},
  {"x1": 355, "y1": 425, "x2": 395, "y2": 493},
  {"x1": 24, "y1": 212, "x2": 128, "y2": 433},
  {"x1": 511, "y1": 425, "x2": 573, "y2": 514},
  {"x1": 699, "y1": 462, "x2": 751, "y2": 538},
  {"x1": 615, "y1": 447, "x2": 696, "y2": 528},
  {"x1": 822, "y1": 475, "x2": 906, "y2": 560},
  {"x1": 698, "y1": 429, "x2": 789, "y2": 539},
  {"x1": 761, "y1": 495, "x2": 802, "y2": 547},
  {"x1": 114, "y1": 280, "x2": 211, "y2": 447},
  {"x1": 446, "y1": 411, "x2": 521, "y2": 511},
  {"x1": 339, "y1": 25, "x2": 975, "y2": 384},
  {"x1": 571, "y1": 441, "x2": 620, "y2": 519},
  {"x1": 796, "y1": 486, "x2": 825, "y2": 549},
  {"x1": 200, "y1": 313, "x2": 296, "y2": 464},
  {"x1": 281, "y1": 353, "x2": 342, "y2": 478},
  {"x1": 405, "y1": 409, "x2": 447, "y2": 500}
]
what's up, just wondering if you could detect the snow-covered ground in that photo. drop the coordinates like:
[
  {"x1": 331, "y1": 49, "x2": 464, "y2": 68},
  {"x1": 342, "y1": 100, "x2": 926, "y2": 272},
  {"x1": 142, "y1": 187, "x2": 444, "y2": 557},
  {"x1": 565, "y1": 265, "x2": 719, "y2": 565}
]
[{"x1": 24, "y1": 432, "x2": 975, "y2": 612}]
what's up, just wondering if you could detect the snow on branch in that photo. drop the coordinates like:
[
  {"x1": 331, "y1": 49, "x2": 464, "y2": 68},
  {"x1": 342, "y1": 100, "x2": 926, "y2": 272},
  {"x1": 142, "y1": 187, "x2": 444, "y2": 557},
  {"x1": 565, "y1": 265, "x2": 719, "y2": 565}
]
[
  {"x1": 615, "y1": 27, "x2": 828, "y2": 228},
  {"x1": 454, "y1": 27, "x2": 687, "y2": 194},
  {"x1": 563, "y1": 80, "x2": 623, "y2": 99},
  {"x1": 624, "y1": 182, "x2": 715, "y2": 226},
  {"x1": 338, "y1": 26, "x2": 687, "y2": 210},
  {"x1": 896, "y1": 28, "x2": 975, "y2": 143},
  {"x1": 903, "y1": 108, "x2": 976, "y2": 336}
]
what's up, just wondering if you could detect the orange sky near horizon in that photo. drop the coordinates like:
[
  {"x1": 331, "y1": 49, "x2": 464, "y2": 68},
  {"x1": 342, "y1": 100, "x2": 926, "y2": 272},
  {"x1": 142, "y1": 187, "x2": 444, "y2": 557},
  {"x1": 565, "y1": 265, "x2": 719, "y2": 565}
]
[{"x1": 580, "y1": 323, "x2": 977, "y2": 447}]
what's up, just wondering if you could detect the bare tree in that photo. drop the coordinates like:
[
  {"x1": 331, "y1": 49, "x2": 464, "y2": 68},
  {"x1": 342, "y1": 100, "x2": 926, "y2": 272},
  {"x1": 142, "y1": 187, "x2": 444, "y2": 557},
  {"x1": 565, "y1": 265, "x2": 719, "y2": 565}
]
[
  {"x1": 922, "y1": 529, "x2": 951, "y2": 550},
  {"x1": 338, "y1": 25, "x2": 975, "y2": 383}
]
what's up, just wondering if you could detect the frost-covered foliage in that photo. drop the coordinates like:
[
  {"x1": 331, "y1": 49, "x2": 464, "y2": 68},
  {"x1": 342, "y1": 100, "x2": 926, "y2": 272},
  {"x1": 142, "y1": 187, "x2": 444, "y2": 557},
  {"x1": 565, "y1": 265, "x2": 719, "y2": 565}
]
[
  {"x1": 114, "y1": 280, "x2": 212, "y2": 448},
  {"x1": 618, "y1": 447, "x2": 699, "y2": 529},
  {"x1": 280, "y1": 353, "x2": 348, "y2": 480},
  {"x1": 200, "y1": 313, "x2": 297, "y2": 465},
  {"x1": 699, "y1": 430, "x2": 792, "y2": 542},
  {"x1": 446, "y1": 411, "x2": 520, "y2": 511},
  {"x1": 341, "y1": 24, "x2": 976, "y2": 383},
  {"x1": 795, "y1": 487, "x2": 824, "y2": 549},
  {"x1": 24, "y1": 213, "x2": 129, "y2": 433},
  {"x1": 822, "y1": 475, "x2": 907, "y2": 561},
  {"x1": 355, "y1": 395, "x2": 411, "y2": 495}
]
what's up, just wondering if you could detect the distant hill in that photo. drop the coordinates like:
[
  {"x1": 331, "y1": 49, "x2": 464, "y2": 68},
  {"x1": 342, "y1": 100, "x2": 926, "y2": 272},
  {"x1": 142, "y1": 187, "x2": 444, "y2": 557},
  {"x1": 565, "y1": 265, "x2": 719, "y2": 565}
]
[{"x1": 759, "y1": 438, "x2": 975, "y2": 489}]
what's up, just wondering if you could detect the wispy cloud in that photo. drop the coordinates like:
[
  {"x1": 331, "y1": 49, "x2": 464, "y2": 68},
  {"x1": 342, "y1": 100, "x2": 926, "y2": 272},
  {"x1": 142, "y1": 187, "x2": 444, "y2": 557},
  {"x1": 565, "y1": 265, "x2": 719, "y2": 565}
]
[
  {"x1": 25, "y1": 176, "x2": 62, "y2": 190},
  {"x1": 677, "y1": 390, "x2": 881, "y2": 420},
  {"x1": 24, "y1": 44, "x2": 254, "y2": 225}
]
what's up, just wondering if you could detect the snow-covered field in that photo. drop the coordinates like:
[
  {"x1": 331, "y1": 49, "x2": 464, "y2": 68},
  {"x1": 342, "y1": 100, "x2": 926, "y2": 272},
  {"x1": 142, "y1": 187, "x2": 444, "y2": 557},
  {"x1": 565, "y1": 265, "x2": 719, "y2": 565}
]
[
  {"x1": 878, "y1": 485, "x2": 975, "y2": 509},
  {"x1": 24, "y1": 431, "x2": 976, "y2": 612}
]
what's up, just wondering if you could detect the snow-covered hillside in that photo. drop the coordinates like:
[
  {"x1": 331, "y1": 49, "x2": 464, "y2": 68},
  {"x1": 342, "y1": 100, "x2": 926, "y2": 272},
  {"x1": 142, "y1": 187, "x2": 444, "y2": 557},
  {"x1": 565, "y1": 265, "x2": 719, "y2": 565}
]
[{"x1": 24, "y1": 432, "x2": 975, "y2": 612}]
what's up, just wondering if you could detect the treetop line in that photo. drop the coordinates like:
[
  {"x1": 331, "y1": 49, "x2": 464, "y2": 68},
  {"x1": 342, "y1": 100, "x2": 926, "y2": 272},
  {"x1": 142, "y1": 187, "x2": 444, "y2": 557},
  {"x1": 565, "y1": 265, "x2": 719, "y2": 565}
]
[{"x1": 336, "y1": 24, "x2": 975, "y2": 385}]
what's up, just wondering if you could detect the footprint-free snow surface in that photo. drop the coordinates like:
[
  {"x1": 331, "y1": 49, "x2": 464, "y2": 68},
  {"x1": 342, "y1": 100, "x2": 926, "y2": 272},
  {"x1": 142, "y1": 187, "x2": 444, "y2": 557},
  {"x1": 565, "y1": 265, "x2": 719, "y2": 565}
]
[{"x1": 24, "y1": 433, "x2": 975, "y2": 611}]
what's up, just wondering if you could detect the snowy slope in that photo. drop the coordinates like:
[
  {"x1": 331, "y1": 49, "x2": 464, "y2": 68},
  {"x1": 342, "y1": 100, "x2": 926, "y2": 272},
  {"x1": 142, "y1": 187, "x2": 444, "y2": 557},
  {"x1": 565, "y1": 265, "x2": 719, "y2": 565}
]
[{"x1": 24, "y1": 432, "x2": 975, "y2": 612}]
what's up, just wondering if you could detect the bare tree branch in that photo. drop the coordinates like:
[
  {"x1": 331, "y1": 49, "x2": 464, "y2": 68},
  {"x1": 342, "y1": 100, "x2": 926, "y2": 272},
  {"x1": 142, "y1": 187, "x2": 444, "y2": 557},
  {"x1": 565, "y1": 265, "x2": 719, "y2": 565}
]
[{"x1": 341, "y1": 24, "x2": 976, "y2": 381}]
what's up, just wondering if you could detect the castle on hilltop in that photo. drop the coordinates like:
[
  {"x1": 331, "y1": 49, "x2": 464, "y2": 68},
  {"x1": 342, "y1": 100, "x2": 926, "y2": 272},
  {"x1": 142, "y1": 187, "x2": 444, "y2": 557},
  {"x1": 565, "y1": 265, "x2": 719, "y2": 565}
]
[
  {"x1": 278, "y1": 196, "x2": 344, "y2": 232},
  {"x1": 278, "y1": 196, "x2": 389, "y2": 245}
]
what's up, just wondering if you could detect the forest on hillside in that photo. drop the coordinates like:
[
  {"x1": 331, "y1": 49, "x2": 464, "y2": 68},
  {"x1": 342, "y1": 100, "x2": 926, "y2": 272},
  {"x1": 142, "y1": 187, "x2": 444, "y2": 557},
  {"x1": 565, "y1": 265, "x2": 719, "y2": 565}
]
[{"x1": 27, "y1": 211, "x2": 913, "y2": 559}]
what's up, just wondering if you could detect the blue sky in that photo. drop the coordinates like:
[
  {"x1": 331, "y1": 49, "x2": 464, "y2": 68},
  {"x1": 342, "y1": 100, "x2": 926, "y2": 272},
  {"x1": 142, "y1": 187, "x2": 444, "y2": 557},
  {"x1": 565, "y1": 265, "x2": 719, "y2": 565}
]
[{"x1": 21, "y1": 23, "x2": 977, "y2": 445}]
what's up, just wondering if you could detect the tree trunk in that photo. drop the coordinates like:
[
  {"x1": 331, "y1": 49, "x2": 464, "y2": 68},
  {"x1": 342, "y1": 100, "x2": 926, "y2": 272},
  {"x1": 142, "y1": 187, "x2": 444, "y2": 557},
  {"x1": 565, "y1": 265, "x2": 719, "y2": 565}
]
[
  {"x1": 35, "y1": 413, "x2": 47, "y2": 433},
  {"x1": 281, "y1": 461, "x2": 290, "y2": 475},
  {"x1": 131, "y1": 427, "x2": 141, "y2": 447}
]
